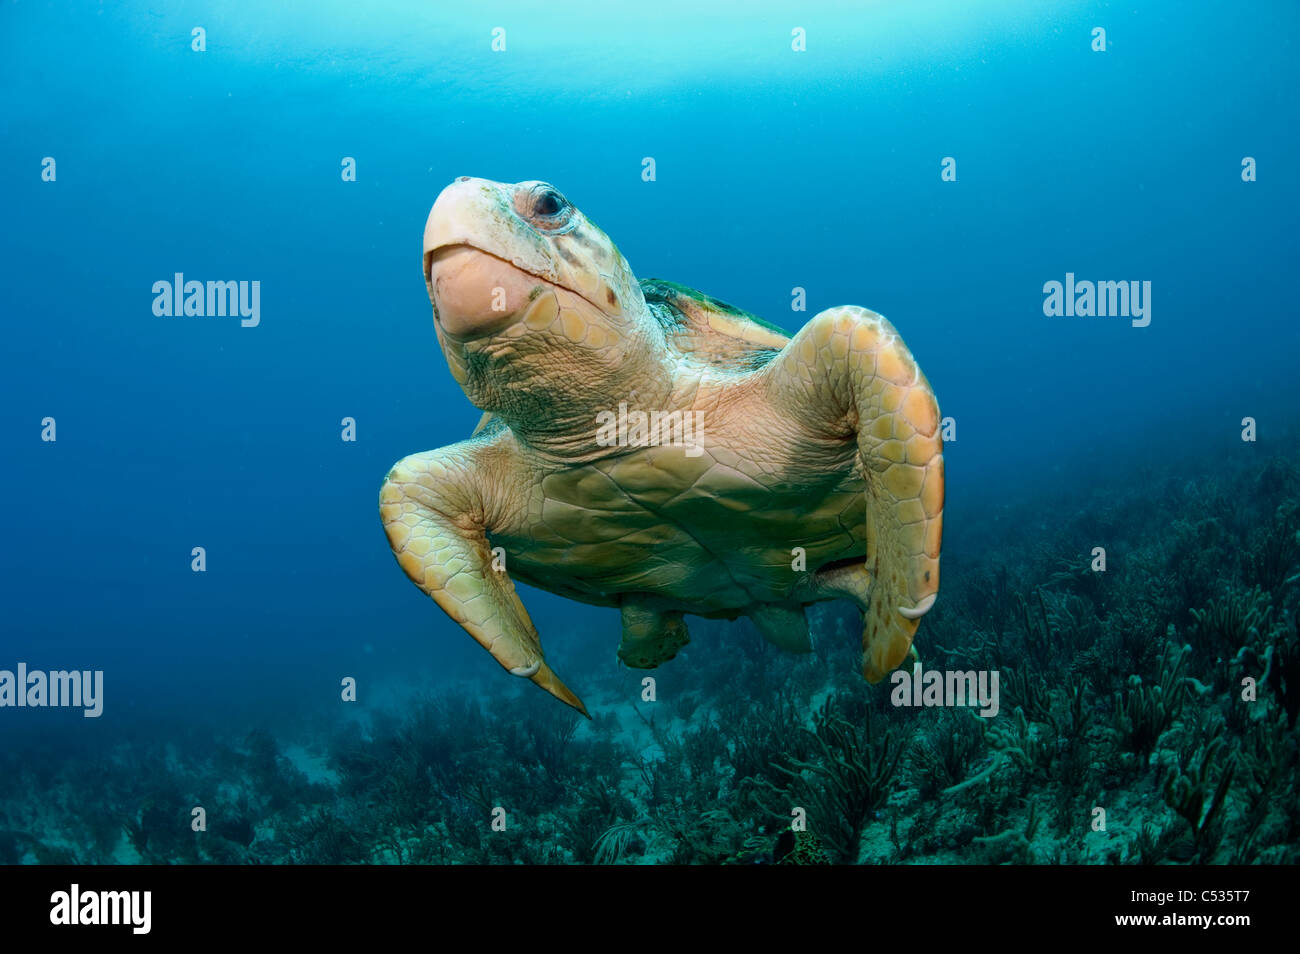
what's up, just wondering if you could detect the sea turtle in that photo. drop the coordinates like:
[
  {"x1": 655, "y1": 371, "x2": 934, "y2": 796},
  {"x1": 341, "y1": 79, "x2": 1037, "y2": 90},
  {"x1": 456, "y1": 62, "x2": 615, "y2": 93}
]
[{"x1": 381, "y1": 177, "x2": 944, "y2": 715}]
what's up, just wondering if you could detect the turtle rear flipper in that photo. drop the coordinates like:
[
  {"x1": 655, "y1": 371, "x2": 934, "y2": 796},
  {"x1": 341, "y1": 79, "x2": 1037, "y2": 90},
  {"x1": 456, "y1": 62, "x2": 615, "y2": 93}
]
[
  {"x1": 749, "y1": 603, "x2": 812, "y2": 653},
  {"x1": 618, "y1": 598, "x2": 690, "y2": 668},
  {"x1": 380, "y1": 446, "x2": 588, "y2": 716}
]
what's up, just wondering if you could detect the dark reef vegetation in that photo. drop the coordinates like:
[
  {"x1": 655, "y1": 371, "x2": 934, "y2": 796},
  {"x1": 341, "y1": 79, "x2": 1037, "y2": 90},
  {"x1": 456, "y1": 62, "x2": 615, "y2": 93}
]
[{"x1": 2, "y1": 454, "x2": 1298, "y2": 864}]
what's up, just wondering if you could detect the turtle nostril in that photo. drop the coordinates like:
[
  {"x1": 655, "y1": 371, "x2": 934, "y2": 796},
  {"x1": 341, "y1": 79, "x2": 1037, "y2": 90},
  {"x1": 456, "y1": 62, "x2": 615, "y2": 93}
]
[{"x1": 456, "y1": 176, "x2": 470, "y2": 182}]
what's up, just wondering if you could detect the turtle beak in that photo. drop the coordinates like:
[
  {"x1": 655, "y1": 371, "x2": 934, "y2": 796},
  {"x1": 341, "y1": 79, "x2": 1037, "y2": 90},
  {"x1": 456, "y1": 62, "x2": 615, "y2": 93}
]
[
  {"x1": 423, "y1": 178, "x2": 487, "y2": 290},
  {"x1": 423, "y1": 177, "x2": 559, "y2": 291}
]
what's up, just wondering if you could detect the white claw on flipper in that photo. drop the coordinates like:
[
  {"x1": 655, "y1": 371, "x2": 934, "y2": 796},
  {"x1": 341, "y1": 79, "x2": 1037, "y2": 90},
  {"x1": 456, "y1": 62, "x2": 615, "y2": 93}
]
[
  {"x1": 510, "y1": 661, "x2": 542, "y2": 678},
  {"x1": 898, "y1": 593, "x2": 937, "y2": 620}
]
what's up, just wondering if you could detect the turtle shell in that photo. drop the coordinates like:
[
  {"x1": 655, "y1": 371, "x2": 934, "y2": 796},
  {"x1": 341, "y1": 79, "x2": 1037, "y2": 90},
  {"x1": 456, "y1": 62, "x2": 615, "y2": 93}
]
[{"x1": 640, "y1": 279, "x2": 790, "y2": 371}]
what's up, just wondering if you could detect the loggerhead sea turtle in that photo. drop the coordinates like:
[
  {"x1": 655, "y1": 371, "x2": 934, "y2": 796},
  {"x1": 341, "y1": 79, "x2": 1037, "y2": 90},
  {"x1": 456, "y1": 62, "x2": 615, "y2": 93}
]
[{"x1": 381, "y1": 177, "x2": 944, "y2": 715}]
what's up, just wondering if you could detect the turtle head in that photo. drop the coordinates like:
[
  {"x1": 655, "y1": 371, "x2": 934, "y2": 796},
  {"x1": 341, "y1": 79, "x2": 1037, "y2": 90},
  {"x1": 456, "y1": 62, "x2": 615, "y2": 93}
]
[
  {"x1": 421, "y1": 178, "x2": 667, "y2": 449},
  {"x1": 423, "y1": 177, "x2": 643, "y2": 340}
]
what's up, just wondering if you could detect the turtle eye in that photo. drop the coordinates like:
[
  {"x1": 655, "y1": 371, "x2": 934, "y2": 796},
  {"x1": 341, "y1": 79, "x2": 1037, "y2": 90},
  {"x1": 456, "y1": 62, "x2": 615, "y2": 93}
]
[{"x1": 534, "y1": 189, "x2": 565, "y2": 217}]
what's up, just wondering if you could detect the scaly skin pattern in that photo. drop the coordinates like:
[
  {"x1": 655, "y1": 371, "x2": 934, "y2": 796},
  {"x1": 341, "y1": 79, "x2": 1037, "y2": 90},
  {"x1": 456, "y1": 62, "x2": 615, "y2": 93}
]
[{"x1": 380, "y1": 177, "x2": 944, "y2": 713}]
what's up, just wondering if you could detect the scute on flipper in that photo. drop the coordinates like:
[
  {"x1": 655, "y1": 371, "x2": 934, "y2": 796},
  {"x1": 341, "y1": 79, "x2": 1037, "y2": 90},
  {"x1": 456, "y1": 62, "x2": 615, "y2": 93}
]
[{"x1": 641, "y1": 278, "x2": 790, "y2": 371}]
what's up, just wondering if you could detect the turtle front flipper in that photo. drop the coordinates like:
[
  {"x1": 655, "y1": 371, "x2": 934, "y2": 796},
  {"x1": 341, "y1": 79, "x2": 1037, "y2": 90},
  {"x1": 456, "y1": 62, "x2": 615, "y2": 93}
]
[
  {"x1": 767, "y1": 306, "x2": 944, "y2": 682},
  {"x1": 618, "y1": 597, "x2": 690, "y2": 668},
  {"x1": 380, "y1": 447, "x2": 588, "y2": 716}
]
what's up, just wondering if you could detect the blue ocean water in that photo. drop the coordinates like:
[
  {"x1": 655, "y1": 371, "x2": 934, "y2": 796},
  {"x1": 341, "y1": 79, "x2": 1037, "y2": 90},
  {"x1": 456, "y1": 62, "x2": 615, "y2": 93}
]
[{"x1": 0, "y1": 0, "x2": 1296, "y2": 759}]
